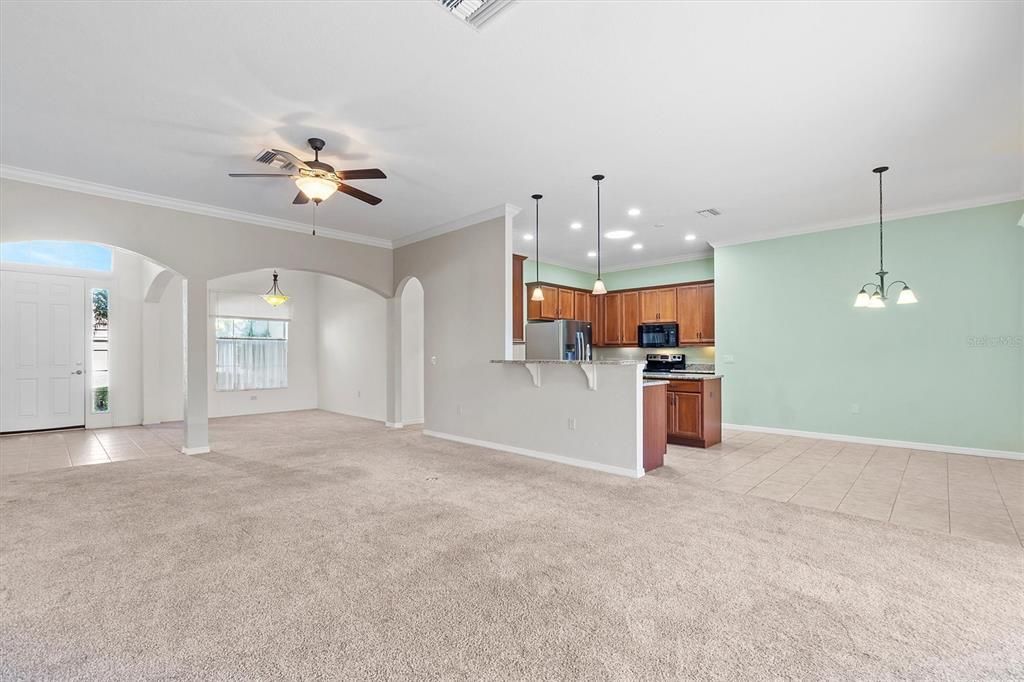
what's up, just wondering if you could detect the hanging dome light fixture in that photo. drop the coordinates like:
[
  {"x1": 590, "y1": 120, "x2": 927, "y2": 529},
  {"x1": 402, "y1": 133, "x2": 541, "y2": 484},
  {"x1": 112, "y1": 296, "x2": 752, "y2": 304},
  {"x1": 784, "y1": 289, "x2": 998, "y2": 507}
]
[
  {"x1": 592, "y1": 174, "x2": 607, "y2": 295},
  {"x1": 530, "y1": 194, "x2": 545, "y2": 302},
  {"x1": 262, "y1": 270, "x2": 289, "y2": 307},
  {"x1": 853, "y1": 166, "x2": 917, "y2": 309}
]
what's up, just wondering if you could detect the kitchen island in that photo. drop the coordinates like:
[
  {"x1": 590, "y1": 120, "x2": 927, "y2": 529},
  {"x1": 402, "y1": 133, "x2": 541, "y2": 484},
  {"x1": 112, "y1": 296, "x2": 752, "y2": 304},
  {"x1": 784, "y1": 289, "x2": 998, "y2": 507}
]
[{"x1": 643, "y1": 373, "x2": 723, "y2": 448}]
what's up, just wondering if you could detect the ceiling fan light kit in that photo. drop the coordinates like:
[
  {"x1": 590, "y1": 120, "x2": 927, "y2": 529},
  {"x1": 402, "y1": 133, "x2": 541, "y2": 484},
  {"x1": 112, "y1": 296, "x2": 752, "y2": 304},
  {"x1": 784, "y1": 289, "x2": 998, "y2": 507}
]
[
  {"x1": 853, "y1": 166, "x2": 917, "y2": 309},
  {"x1": 229, "y1": 137, "x2": 386, "y2": 206}
]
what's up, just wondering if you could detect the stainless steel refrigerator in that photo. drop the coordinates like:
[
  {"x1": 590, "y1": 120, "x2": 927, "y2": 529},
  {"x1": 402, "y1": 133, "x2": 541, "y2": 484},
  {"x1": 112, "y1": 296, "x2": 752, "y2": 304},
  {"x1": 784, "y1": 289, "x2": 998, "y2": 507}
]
[{"x1": 525, "y1": 320, "x2": 593, "y2": 361}]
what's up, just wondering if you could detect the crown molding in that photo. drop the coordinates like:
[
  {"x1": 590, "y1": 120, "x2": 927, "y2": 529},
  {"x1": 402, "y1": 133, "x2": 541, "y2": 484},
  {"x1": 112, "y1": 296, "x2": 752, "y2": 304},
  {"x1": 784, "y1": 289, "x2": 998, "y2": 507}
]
[
  {"x1": 0, "y1": 164, "x2": 394, "y2": 249},
  {"x1": 601, "y1": 250, "x2": 715, "y2": 273},
  {"x1": 708, "y1": 192, "x2": 1024, "y2": 249},
  {"x1": 392, "y1": 203, "x2": 521, "y2": 248}
]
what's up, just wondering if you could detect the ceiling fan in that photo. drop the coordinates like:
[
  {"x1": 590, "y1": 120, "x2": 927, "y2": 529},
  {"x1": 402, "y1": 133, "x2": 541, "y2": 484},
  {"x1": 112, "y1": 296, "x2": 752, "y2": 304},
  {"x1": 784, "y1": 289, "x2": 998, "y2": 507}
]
[{"x1": 229, "y1": 137, "x2": 386, "y2": 206}]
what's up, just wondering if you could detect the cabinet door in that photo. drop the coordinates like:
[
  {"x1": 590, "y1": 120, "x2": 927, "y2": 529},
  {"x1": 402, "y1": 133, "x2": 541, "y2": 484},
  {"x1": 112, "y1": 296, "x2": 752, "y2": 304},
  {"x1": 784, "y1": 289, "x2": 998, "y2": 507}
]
[
  {"x1": 640, "y1": 290, "x2": 661, "y2": 323},
  {"x1": 557, "y1": 288, "x2": 576, "y2": 320},
  {"x1": 574, "y1": 291, "x2": 591, "y2": 324},
  {"x1": 669, "y1": 391, "x2": 703, "y2": 439},
  {"x1": 528, "y1": 285, "x2": 558, "y2": 320},
  {"x1": 676, "y1": 285, "x2": 701, "y2": 344},
  {"x1": 593, "y1": 295, "x2": 605, "y2": 346},
  {"x1": 602, "y1": 293, "x2": 622, "y2": 345},
  {"x1": 621, "y1": 291, "x2": 639, "y2": 346},
  {"x1": 658, "y1": 288, "x2": 678, "y2": 322},
  {"x1": 698, "y1": 283, "x2": 714, "y2": 343}
]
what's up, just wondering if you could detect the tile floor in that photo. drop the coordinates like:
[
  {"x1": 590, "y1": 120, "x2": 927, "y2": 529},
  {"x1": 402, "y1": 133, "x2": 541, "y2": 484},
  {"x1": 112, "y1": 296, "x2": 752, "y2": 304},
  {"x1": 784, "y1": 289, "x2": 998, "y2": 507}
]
[
  {"x1": 669, "y1": 430, "x2": 1024, "y2": 547},
  {"x1": 0, "y1": 423, "x2": 184, "y2": 475}
]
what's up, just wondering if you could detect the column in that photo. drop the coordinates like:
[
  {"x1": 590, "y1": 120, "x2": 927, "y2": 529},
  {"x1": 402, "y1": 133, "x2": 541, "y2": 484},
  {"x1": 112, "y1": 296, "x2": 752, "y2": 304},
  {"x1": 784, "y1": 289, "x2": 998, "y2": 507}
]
[{"x1": 181, "y1": 278, "x2": 209, "y2": 454}]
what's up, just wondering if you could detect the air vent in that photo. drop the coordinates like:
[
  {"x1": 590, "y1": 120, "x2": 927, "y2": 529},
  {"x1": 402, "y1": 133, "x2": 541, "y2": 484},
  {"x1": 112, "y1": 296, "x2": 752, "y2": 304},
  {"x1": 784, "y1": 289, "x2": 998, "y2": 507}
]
[
  {"x1": 253, "y1": 149, "x2": 296, "y2": 172},
  {"x1": 696, "y1": 208, "x2": 722, "y2": 218},
  {"x1": 438, "y1": 0, "x2": 514, "y2": 29}
]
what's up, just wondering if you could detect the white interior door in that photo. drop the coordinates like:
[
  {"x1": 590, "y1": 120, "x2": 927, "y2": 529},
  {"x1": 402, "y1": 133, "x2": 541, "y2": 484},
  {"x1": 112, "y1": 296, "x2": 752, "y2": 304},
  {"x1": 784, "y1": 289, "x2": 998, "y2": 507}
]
[{"x1": 0, "y1": 270, "x2": 86, "y2": 432}]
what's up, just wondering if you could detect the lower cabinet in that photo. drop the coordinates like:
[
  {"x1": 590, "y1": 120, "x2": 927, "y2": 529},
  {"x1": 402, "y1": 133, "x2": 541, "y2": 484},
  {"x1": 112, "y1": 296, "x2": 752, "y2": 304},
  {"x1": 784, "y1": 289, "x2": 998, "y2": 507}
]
[{"x1": 666, "y1": 378, "x2": 722, "y2": 448}]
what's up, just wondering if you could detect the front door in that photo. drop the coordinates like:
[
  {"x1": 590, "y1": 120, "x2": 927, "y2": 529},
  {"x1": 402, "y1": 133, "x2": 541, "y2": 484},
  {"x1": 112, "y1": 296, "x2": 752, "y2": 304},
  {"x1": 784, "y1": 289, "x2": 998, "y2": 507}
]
[{"x1": 0, "y1": 270, "x2": 86, "y2": 432}]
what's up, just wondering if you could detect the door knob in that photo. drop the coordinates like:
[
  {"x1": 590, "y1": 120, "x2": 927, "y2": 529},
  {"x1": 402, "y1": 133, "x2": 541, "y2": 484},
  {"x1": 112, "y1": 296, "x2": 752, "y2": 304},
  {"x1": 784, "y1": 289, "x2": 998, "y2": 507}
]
[{"x1": 72, "y1": 370, "x2": 83, "y2": 375}]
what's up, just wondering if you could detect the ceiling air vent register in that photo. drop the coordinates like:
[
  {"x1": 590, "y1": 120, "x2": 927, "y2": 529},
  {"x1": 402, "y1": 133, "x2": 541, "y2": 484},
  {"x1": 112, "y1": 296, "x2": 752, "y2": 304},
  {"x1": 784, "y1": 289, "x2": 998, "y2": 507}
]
[
  {"x1": 696, "y1": 208, "x2": 722, "y2": 218},
  {"x1": 438, "y1": 0, "x2": 514, "y2": 29},
  {"x1": 253, "y1": 149, "x2": 296, "y2": 172}
]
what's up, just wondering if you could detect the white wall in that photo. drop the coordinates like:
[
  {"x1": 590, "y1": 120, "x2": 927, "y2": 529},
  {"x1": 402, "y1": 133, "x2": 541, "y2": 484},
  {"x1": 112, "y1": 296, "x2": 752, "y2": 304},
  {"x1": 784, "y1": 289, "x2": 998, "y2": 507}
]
[
  {"x1": 394, "y1": 212, "x2": 643, "y2": 477},
  {"x1": 205, "y1": 269, "x2": 319, "y2": 419},
  {"x1": 158, "y1": 276, "x2": 184, "y2": 422},
  {"x1": 400, "y1": 278, "x2": 424, "y2": 423},
  {"x1": 316, "y1": 275, "x2": 388, "y2": 421}
]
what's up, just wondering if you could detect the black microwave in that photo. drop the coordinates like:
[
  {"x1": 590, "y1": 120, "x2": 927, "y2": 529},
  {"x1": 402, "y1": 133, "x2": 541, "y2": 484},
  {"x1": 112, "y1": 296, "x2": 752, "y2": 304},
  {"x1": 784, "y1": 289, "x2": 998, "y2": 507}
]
[{"x1": 638, "y1": 323, "x2": 678, "y2": 348}]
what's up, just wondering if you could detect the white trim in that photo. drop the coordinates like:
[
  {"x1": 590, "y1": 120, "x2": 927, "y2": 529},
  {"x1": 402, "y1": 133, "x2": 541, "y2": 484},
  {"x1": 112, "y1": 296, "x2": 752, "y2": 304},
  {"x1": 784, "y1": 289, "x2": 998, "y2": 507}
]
[
  {"x1": 423, "y1": 429, "x2": 644, "y2": 478},
  {"x1": 602, "y1": 250, "x2": 715, "y2": 273},
  {"x1": 403, "y1": 417, "x2": 424, "y2": 425},
  {"x1": 722, "y1": 423, "x2": 1024, "y2": 461},
  {"x1": 709, "y1": 193, "x2": 1024, "y2": 249},
  {"x1": 384, "y1": 421, "x2": 404, "y2": 429},
  {"x1": 0, "y1": 261, "x2": 116, "y2": 280},
  {"x1": 181, "y1": 445, "x2": 210, "y2": 455},
  {"x1": 0, "y1": 165, "x2": 393, "y2": 249},
  {"x1": 393, "y1": 203, "x2": 522, "y2": 248}
]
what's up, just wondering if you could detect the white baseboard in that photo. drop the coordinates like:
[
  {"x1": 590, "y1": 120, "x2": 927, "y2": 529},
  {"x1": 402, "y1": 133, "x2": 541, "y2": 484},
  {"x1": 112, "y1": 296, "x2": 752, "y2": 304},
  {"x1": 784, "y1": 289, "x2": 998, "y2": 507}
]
[
  {"x1": 384, "y1": 422, "x2": 403, "y2": 429},
  {"x1": 722, "y1": 423, "x2": 1023, "y2": 461},
  {"x1": 403, "y1": 418, "x2": 425, "y2": 425},
  {"x1": 423, "y1": 429, "x2": 643, "y2": 478},
  {"x1": 181, "y1": 446, "x2": 210, "y2": 455}
]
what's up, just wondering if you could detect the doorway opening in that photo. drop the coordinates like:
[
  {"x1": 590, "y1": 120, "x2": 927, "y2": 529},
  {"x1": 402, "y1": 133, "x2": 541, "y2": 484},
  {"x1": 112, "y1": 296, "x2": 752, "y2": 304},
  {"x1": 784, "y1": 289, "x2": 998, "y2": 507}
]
[{"x1": 399, "y1": 277, "x2": 424, "y2": 425}]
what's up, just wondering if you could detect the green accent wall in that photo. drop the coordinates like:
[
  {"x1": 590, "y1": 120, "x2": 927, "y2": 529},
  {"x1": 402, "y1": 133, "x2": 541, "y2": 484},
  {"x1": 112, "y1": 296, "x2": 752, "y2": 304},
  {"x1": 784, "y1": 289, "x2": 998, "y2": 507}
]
[
  {"x1": 715, "y1": 200, "x2": 1023, "y2": 453},
  {"x1": 526, "y1": 257, "x2": 714, "y2": 291},
  {"x1": 603, "y1": 258, "x2": 714, "y2": 290}
]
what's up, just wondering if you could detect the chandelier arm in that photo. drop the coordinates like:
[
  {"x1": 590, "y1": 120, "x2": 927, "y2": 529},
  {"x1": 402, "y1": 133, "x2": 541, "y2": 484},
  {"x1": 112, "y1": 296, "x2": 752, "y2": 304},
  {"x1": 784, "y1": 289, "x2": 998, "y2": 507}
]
[
  {"x1": 884, "y1": 280, "x2": 908, "y2": 297},
  {"x1": 861, "y1": 282, "x2": 881, "y2": 292}
]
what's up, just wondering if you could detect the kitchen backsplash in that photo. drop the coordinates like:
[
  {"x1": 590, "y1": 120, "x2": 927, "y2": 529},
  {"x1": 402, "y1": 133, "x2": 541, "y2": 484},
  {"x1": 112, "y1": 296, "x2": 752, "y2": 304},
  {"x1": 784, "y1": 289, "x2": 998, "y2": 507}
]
[{"x1": 594, "y1": 345, "x2": 715, "y2": 369}]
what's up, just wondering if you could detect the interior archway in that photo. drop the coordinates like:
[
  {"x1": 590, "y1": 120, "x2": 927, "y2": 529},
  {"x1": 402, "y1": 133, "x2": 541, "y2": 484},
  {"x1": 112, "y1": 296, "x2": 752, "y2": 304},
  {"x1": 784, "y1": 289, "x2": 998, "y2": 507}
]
[{"x1": 399, "y1": 277, "x2": 425, "y2": 425}]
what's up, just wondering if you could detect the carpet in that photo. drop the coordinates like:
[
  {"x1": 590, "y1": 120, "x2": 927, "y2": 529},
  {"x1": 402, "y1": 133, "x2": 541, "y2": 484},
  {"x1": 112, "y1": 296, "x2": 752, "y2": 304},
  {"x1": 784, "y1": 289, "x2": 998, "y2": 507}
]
[{"x1": 1, "y1": 410, "x2": 1021, "y2": 679}]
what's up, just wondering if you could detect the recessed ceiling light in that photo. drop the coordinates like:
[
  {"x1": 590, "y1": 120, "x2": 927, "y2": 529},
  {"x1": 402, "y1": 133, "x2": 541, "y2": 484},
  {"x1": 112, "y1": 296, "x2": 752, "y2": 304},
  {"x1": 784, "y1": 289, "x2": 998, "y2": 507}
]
[
  {"x1": 570, "y1": 221, "x2": 582, "y2": 230},
  {"x1": 605, "y1": 230, "x2": 634, "y2": 239},
  {"x1": 523, "y1": 233, "x2": 533, "y2": 241},
  {"x1": 684, "y1": 234, "x2": 697, "y2": 241},
  {"x1": 632, "y1": 243, "x2": 643, "y2": 250},
  {"x1": 628, "y1": 208, "x2": 641, "y2": 217},
  {"x1": 587, "y1": 251, "x2": 597, "y2": 258}
]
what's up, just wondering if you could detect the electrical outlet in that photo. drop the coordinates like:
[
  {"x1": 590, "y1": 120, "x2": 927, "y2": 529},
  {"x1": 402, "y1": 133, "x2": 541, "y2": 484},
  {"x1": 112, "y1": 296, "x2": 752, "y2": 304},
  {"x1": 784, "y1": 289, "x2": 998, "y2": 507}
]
[
  {"x1": 250, "y1": 395, "x2": 258, "y2": 401},
  {"x1": 431, "y1": 356, "x2": 438, "y2": 366},
  {"x1": 568, "y1": 417, "x2": 577, "y2": 431},
  {"x1": 357, "y1": 390, "x2": 361, "y2": 398},
  {"x1": 851, "y1": 403, "x2": 861, "y2": 415},
  {"x1": 721, "y1": 354, "x2": 735, "y2": 364},
  {"x1": 457, "y1": 404, "x2": 463, "y2": 416}
]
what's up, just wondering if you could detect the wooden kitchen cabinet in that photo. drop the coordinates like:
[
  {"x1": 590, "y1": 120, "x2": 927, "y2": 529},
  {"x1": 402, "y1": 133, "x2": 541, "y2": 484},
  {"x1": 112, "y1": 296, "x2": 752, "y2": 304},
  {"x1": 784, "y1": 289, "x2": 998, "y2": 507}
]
[
  {"x1": 621, "y1": 291, "x2": 639, "y2": 345},
  {"x1": 640, "y1": 288, "x2": 677, "y2": 323},
  {"x1": 574, "y1": 291, "x2": 592, "y2": 325},
  {"x1": 527, "y1": 285, "x2": 558, "y2": 320},
  {"x1": 676, "y1": 282, "x2": 714, "y2": 344},
  {"x1": 557, "y1": 288, "x2": 575, "y2": 320},
  {"x1": 666, "y1": 378, "x2": 722, "y2": 448},
  {"x1": 601, "y1": 293, "x2": 622, "y2": 345}
]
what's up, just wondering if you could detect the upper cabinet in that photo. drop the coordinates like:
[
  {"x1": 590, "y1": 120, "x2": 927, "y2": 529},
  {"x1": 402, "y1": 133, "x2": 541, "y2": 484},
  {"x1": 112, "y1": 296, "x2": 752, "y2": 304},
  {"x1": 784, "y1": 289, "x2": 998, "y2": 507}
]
[
  {"x1": 522, "y1": 278, "x2": 714, "y2": 347},
  {"x1": 677, "y1": 282, "x2": 714, "y2": 344},
  {"x1": 640, "y1": 288, "x2": 677, "y2": 323}
]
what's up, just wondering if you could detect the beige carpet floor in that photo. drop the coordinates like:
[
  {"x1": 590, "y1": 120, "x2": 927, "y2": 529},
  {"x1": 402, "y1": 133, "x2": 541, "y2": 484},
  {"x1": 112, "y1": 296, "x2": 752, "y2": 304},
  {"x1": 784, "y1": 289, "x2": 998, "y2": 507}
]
[{"x1": 1, "y1": 410, "x2": 1022, "y2": 680}]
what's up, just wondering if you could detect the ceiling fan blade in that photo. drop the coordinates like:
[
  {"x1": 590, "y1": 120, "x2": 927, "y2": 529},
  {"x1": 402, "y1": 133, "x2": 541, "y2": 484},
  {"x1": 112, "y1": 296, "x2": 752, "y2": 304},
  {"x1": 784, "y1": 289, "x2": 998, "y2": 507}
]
[
  {"x1": 293, "y1": 191, "x2": 309, "y2": 205},
  {"x1": 337, "y1": 183, "x2": 382, "y2": 205},
  {"x1": 228, "y1": 173, "x2": 293, "y2": 177},
  {"x1": 270, "y1": 149, "x2": 311, "y2": 170},
  {"x1": 334, "y1": 168, "x2": 387, "y2": 180}
]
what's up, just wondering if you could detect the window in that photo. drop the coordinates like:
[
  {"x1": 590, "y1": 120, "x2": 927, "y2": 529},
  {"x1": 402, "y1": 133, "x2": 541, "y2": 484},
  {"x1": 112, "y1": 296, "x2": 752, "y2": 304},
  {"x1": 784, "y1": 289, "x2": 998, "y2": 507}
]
[
  {"x1": 215, "y1": 318, "x2": 288, "y2": 391},
  {"x1": 0, "y1": 241, "x2": 113, "y2": 271},
  {"x1": 91, "y1": 288, "x2": 110, "y2": 413}
]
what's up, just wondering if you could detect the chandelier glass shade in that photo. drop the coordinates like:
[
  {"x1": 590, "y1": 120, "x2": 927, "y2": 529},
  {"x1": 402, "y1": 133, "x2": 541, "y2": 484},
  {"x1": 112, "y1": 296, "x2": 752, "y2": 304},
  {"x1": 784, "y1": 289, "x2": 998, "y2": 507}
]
[
  {"x1": 530, "y1": 194, "x2": 545, "y2": 302},
  {"x1": 592, "y1": 174, "x2": 607, "y2": 296},
  {"x1": 262, "y1": 270, "x2": 289, "y2": 307}
]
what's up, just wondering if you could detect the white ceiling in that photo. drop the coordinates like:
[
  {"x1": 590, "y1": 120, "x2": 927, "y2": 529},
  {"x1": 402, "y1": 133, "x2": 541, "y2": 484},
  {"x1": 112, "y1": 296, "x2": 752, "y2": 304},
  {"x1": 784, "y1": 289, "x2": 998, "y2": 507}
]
[{"x1": 1, "y1": 1, "x2": 1020, "y2": 271}]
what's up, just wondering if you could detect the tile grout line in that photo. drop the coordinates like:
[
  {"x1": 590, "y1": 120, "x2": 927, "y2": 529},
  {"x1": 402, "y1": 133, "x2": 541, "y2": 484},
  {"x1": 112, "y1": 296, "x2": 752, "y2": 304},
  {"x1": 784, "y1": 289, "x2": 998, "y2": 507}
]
[
  {"x1": 885, "y1": 451, "x2": 912, "y2": 523},
  {"x1": 781, "y1": 445, "x2": 848, "y2": 504},
  {"x1": 985, "y1": 457, "x2": 1023, "y2": 547},
  {"x1": 831, "y1": 447, "x2": 877, "y2": 511}
]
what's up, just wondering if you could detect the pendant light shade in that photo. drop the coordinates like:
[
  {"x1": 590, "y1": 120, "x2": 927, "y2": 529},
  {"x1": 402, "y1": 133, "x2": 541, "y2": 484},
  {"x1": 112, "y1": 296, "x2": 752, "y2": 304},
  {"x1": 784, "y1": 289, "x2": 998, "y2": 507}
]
[
  {"x1": 592, "y1": 174, "x2": 607, "y2": 296},
  {"x1": 262, "y1": 270, "x2": 289, "y2": 307},
  {"x1": 853, "y1": 166, "x2": 917, "y2": 310},
  {"x1": 530, "y1": 194, "x2": 545, "y2": 302}
]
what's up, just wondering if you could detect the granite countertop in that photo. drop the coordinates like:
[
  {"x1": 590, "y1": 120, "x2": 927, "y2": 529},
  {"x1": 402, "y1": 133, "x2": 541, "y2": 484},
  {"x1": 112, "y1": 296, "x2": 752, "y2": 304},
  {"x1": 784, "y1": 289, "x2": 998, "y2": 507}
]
[
  {"x1": 643, "y1": 372, "x2": 723, "y2": 381},
  {"x1": 643, "y1": 380, "x2": 669, "y2": 387},
  {"x1": 491, "y1": 359, "x2": 642, "y2": 366}
]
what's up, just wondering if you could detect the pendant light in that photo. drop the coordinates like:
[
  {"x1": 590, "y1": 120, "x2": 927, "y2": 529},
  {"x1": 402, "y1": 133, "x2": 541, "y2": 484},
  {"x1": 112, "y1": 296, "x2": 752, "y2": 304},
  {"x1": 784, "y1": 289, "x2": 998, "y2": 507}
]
[
  {"x1": 529, "y1": 194, "x2": 545, "y2": 302},
  {"x1": 262, "y1": 270, "x2": 289, "y2": 307},
  {"x1": 853, "y1": 166, "x2": 917, "y2": 309},
  {"x1": 591, "y1": 174, "x2": 607, "y2": 295}
]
